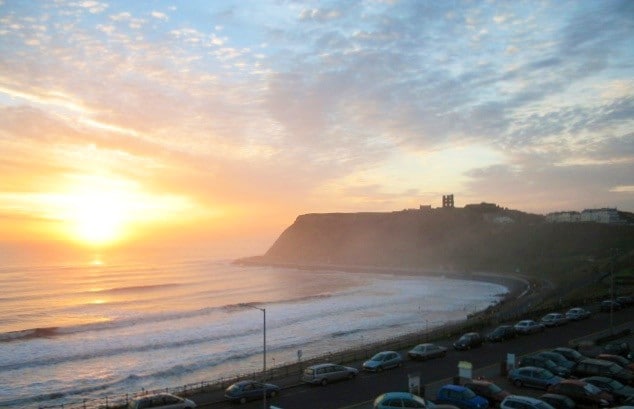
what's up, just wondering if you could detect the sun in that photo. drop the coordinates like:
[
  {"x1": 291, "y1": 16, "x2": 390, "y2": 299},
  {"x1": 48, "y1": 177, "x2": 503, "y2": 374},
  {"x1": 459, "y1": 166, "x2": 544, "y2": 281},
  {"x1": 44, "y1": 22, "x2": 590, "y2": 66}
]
[{"x1": 71, "y1": 191, "x2": 128, "y2": 245}]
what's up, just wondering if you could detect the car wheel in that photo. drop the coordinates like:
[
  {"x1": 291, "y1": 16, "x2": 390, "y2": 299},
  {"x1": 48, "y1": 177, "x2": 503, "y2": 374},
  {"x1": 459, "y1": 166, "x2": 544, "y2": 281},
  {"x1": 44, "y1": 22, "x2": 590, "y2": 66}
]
[
  {"x1": 513, "y1": 379, "x2": 523, "y2": 387},
  {"x1": 442, "y1": 351, "x2": 447, "y2": 357},
  {"x1": 321, "y1": 378, "x2": 328, "y2": 386},
  {"x1": 397, "y1": 362, "x2": 402, "y2": 368},
  {"x1": 239, "y1": 397, "x2": 247, "y2": 404},
  {"x1": 348, "y1": 372, "x2": 355, "y2": 379},
  {"x1": 269, "y1": 390, "x2": 277, "y2": 397},
  {"x1": 377, "y1": 366, "x2": 383, "y2": 372}
]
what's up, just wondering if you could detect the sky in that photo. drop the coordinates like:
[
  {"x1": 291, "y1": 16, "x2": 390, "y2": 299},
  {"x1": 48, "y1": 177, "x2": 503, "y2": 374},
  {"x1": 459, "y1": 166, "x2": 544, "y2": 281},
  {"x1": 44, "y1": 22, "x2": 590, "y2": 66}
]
[{"x1": 0, "y1": 0, "x2": 633, "y2": 259}]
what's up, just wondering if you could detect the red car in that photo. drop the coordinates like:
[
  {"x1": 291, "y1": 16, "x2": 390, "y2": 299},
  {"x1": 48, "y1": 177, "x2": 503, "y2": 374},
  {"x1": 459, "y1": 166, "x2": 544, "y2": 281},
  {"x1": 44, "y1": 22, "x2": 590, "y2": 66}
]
[
  {"x1": 464, "y1": 379, "x2": 510, "y2": 407},
  {"x1": 596, "y1": 354, "x2": 634, "y2": 371},
  {"x1": 548, "y1": 379, "x2": 614, "y2": 407}
]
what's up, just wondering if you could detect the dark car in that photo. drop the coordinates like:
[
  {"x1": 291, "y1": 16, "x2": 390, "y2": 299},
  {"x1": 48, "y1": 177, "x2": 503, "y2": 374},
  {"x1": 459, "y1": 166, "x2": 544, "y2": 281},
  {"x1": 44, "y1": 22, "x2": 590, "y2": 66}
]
[
  {"x1": 596, "y1": 354, "x2": 634, "y2": 371},
  {"x1": 548, "y1": 379, "x2": 614, "y2": 407},
  {"x1": 583, "y1": 376, "x2": 634, "y2": 404},
  {"x1": 565, "y1": 308, "x2": 591, "y2": 321},
  {"x1": 454, "y1": 332, "x2": 483, "y2": 350},
  {"x1": 508, "y1": 367, "x2": 563, "y2": 390},
  {"x1": 602, "y1": 342, "x2": 632, "y2": 358},
  {"x1": 552, "y1": 348, "x2": 586, "y2": 364},
  {"x1": 464, "y1": 379, "x2": 510, "y2": 407},
  {"x1": 574, "y1": 358, "x2": 634, "y2": 385},
  {"x1": 600, "y1": 300, "x2": 622, "y2": 312},
  {"x1": 408, "y1": 343, "x2": 448, "y2": 361},
  {"x1": 486, "y1": 325, "x2": 516, "y2": 342},
  {"x1": 539, "y1": 393, "x2": 576, "y2": 409},
  {"x1": 436, "y1": 384, "x2": 489, "y2": 409},
  {"x1": 224, "y1": 380, "x2": 280, "y2": 404},
  {"x1": 617, "y1": 296, "x2": 634, "y2": 306},
  {"x1": 537, "y1": 352, "x2": 577, "y2": 371},
  {"x1": 520, "y1": 354, "x2": 572, "y2": 378}
]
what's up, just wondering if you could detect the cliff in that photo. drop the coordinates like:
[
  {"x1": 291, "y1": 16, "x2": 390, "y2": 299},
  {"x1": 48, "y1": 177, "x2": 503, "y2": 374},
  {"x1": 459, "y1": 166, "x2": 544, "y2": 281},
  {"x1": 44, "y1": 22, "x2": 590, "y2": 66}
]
[{"x1": 240, "y1": 205, "x2": 634, "y2": 281}]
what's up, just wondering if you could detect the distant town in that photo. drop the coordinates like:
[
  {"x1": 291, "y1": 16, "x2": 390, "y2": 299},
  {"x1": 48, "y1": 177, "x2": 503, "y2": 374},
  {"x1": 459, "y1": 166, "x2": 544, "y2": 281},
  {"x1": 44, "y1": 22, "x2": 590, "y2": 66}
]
[{"x1": 401, "y1": 194, "x2": 629, "y2": 225}]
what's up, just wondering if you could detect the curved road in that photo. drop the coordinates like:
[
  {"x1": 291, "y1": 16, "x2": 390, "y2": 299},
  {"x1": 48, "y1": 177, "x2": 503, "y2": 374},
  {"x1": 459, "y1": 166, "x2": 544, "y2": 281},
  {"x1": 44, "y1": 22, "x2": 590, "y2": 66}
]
[{"x1": 193, "y1": 307, "x2": 632, "y2": 409}]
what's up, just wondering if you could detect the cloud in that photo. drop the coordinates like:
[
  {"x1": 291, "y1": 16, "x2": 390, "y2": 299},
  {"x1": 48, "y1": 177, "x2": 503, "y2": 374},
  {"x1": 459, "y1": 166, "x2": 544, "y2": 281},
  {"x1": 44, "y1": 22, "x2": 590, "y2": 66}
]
[{"x1": 151, "y1": 11, "x2": 168, "y2": 21}]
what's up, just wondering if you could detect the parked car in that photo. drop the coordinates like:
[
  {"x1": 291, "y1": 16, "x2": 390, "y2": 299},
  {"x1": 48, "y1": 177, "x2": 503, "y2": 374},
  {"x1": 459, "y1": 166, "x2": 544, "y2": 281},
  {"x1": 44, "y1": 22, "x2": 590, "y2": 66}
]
[
  {"x1": 486, "y1": 325, "x2": 517, "y2": 342},
  {"x1": 454, "y1": 332, "x2": 484, "y2": 350},
  {"x1": 536, "y1": 352, "x2": 577, "y2": 370},
  {"x1": 301, "y1": 363, "x2": 358, "y2": 386},
  {"x1": 617, "y1": 296, "x2": 634, "y2": 306},
  {"x1": 363, "y1": 351, "x2": 402, "y2": 372},
  {"x1": 565, "y1": 307, "x2": 591, "y2": 321},
  {"x1": 602, "y1": 341, "x2": 632, "y2": 358},
  {"x1": 508, "y1": 367, "x2": 563, "y2": 390},
  {"x1": 224, "y1": 380, "x2": 280, "y2": 404},
  {"x1": 539, "y1": 393, "x2": 576, "y2": 409},
  {"x1": 600, "y1": 299, "x2": 622, "y2": 312},
  {"x1": 464, "y1": 379, "x2": 510, "y2": 407},
  {"x1": 519, "y1": 354, "x2": 572, "y2": 378},
  {"x1": 583, "y1": 376, "x2": 634, "y2": 404},
  {"x1": 374, "y1": 392, "x2": 427, "y2": 409},
  {"x1": 552, "y1": 348, "x2": 586, "y2": 364},
  {"x1": 408, "y1": 343, "x2": 448, "y2": 361},
  {"x1": 574, "y1": 358, "x2": 634, "y2": 385},
  {"x1": 540, "y1": 313, "x2": 569, "y2": 327},
  {"x1": 596, "y1": 354, "x2": 634, "y2": 371},
  {"x1": 500, "y1": 395, "x2": 554, "y2": 409},
  {"x1": 436, "y1": 384, "x2": 489, "y2": 409},
  {"x1": 128, "y1": 393, "x2": 196, "y2": 409},
  {"x1": 514, "y1": 320, "x2": 545, "y2": 335},
  {"x1": 547, "y1": 379, "x2": 614, "y2": 407}
]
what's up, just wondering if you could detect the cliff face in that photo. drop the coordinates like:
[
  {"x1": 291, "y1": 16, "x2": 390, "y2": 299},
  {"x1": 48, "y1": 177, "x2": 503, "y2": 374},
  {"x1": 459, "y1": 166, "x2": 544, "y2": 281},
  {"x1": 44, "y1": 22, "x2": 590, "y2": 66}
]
[{"x1": 251, "y1": 208, "x2": 634, "y2": 278}]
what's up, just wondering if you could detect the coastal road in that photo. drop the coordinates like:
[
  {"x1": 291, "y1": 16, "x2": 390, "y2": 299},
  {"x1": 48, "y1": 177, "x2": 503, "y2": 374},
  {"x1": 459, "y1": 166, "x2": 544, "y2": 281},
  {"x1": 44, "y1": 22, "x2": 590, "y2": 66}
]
[{"x1": 193, "y1": 308, "x2": 633, "y2": 409}]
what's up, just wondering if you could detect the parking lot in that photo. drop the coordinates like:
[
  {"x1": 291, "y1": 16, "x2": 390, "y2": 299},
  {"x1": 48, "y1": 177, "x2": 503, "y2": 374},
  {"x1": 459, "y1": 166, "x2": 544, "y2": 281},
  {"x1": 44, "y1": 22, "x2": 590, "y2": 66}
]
[{"x1": 341, "y1": 320, "x2": 634, "y2": 409}]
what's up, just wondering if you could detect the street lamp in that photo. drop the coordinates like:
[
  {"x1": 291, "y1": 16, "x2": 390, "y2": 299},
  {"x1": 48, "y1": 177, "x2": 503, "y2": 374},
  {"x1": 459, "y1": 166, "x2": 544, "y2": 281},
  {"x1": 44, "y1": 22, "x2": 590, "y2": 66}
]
[{"x1": 246, "y1": 305, "x2": 267, "y2": 408}]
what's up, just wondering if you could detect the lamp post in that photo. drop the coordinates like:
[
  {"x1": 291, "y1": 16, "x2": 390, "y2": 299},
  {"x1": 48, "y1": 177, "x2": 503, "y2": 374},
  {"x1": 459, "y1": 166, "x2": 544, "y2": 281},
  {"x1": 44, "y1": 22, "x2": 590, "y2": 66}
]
[{"x1": 247, "y1": 305, "x2": 267, "y2": 408}]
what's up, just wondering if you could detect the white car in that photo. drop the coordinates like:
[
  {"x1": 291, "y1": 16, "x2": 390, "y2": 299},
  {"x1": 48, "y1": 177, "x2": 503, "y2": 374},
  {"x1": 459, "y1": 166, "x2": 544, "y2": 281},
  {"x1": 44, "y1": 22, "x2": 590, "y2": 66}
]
[{"x1": 128, "y1": 393, "x2": 196, "y2": 409}]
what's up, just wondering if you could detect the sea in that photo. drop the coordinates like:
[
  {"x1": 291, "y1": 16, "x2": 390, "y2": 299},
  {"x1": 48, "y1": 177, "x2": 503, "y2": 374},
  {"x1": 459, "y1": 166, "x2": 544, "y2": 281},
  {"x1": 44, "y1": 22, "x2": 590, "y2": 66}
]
[{"x1": 0, "y1": 255, "x2": 508, "y2": 408}]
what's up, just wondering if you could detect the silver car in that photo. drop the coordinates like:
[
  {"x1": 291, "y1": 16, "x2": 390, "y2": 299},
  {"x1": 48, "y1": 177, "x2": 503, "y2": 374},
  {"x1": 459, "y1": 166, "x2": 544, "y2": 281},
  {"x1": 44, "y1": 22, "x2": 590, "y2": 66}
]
[
  {"x1": 128, "y1": 393, "x2": 196, "y2": 409},
  {"x1": 408, "y1": 343, "x2": 448, "y2": 361},
  {"x1": 363, "y1": 351, "x2": 403, "y2": 372},
  {"x1": 514, "y1": 320, "x2": 545, "y2": 334},
  {"x1": 302, "y1": 363, "x2": 358, "y2": 386},
  {"x1": 540, "y1": 313, "x2": 568, "y2": 327}
]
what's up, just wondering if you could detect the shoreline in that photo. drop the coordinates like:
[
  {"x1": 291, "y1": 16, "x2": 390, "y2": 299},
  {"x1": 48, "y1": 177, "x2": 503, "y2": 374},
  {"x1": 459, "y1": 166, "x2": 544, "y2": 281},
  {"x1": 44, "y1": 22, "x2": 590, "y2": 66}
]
[{"x1": 235, "y1": 259, "x2": 532, "y2": 305}]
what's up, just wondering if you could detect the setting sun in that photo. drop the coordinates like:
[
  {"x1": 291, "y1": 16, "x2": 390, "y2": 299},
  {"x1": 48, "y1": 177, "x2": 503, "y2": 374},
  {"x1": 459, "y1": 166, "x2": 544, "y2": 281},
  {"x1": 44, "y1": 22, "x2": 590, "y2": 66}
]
[{"x1": 71, "y1": 191, "x2": 129, "y2": 245}]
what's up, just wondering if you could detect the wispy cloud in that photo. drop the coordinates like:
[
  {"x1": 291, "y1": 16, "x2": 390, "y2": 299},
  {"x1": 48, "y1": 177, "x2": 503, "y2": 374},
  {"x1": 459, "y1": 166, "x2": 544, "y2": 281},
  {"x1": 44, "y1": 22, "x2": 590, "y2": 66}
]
[{"x1": 0, "y1": 0, "x2": 632, "y2": 250}]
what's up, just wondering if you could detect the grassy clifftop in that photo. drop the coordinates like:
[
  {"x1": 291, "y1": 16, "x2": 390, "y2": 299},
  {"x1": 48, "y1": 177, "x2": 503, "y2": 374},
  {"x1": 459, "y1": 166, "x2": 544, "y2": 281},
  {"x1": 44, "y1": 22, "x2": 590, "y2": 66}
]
[{"x1": 245, "y1": 206, "x2": 634, "y2": 283}]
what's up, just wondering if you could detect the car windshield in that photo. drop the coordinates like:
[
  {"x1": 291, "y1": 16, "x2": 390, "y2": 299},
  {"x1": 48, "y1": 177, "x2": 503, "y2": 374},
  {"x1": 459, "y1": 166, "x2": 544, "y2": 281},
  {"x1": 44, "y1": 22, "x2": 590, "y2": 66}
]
[
  {"x1": 536, "y1": 402, "x2": 554, "y2": 409},
  {"x1": 607, "y1": 378, "x2": 625, "y2": 389},
  {"x1": 371, "y1": 353, "x2": 387, "y2": 361},
  {"x1": 608, "y1": 364, "x2": 623, "y2": 374},
  {"x1": 538, "y1": 369, "x2": 555, "y2": 379},
  {"x1": 487, "y1": 384, "x2": 503, "y2": 394},
  {"x1": 584, "y1": 383, "x2": 602, "y2": 394},
  {"x1": 463, "y1": 389, "x2": 476, "y2": 399}
]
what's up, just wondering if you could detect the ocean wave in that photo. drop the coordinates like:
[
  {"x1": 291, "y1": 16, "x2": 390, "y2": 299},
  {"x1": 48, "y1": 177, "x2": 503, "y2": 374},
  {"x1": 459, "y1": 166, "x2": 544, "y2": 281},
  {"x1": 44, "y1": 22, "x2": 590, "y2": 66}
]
[
  {"x1": 0, "y1": 292, "x2": 335, "y2": 343},
  {"x1": 0, "y1": 326, "x2": 263, "y2": 371}
]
